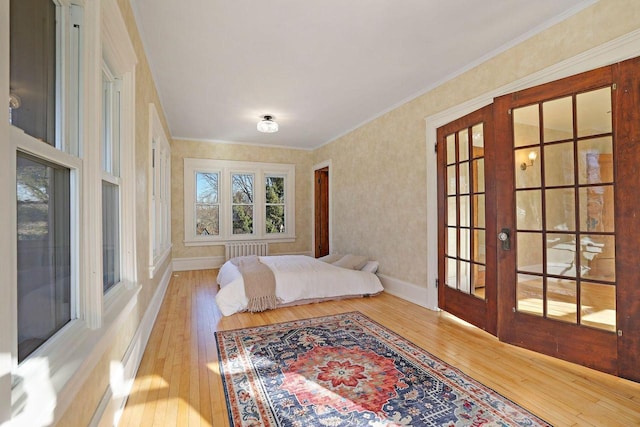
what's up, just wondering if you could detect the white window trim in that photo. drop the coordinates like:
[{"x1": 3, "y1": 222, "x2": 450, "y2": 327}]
[
  {"x1": 2, "y1": 0, "x2": 139, "y2": 424},
  {"x1": 148, "y1": 103, "x2": 172, "y2": 279},
  {"x1": 184, "y1": 158, "x2": 296, "y2": 246}
]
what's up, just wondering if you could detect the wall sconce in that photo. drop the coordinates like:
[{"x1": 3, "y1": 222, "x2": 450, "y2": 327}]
[{"x1": 520, "y1": 150, "x2": 537, "y2": 170}]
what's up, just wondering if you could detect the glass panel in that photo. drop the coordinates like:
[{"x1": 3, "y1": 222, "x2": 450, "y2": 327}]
[
  {"x1": 447, "y1": 165, "x2": 456, "y2": 195},
  {"x1": 447, "y1": 227, "x2": 457, "y2": 257},
  {"x1": 516, "y1": 190, "x2": 542, "y2": 231},
  {"x1": 459, "y1": 195, "x2": 470, "y2": 227},
  {"x1": 544, "y1": 142, "x2": 574, "y2": 186},
  {"x1": 102, "y1": 181, "x2": 120, "y2": 293},
  {"x1": 10, "y1": 0, "x2": 57, "y2": 145},
  {"x1": 581, "y1": 282, "x2": 616, "y2": 332},
  {"x1": 473, "y1": 195, "x2": 485, "y2": 228},
  {"x1": 543, "y1": 96, "x2": 573, "y2": 142},
  {"x1": 517, "y1": 232, "x2": 543, "y2": 273},
  {"x1": 266, "y1": 205, "x2": 285, "y2": 233},
  {"x1": 459, "y1": 261, "x2": 471, "y2": 293},
  {"x1": 459, "y1": 162, "x2": 469, "y2": 194},
  {"x1": 545, "y1": 188, "x2": 575, "y2": 232},
  {"x1": 577, "y1": 87, "x2": 612, "y2": 138},
  {"x1": 196, "y1": 172, "x2": 218, "y2": 203},
  {"x1": 446, "y1": 258, "x2": 457, "y2": 289},
  {"x1": 513, "y1": 104, "x2": 540, "y2": 147},
  {"x1": 472, "y1": 264, "x2": 486, "y2": 298},
  {"x1": 232, "y1": 174, "x2": 254, "y2": 204},
  {"x1": 517, "y1": 274, "x2": 543, "y2": 316},
  {"x1": 233, "y1": 205, "x2": 254, "y2": 234},
  {"x1": 547, "y1": 233, "x2": 577, "y2": 278},
  {"x1": 581, "y1": 234, "x2": 616, "y2": 282},
  {"x1": 458, "y1": 129, "x2": 469, "y2": 162},
  {"x1": 472, "y1": 159, "x2": 484, "y2": 193},
  {"x1": 17, "y1": 153, "x2": 71, "y2": 362},
  {"x1": 195, "y1": 204, "x2": 219, "y2": 236},
  {"x1": 265, "y1": 176, "x2": 285, "y2": 203},
  {"x1": 446, "y1": 134, "x2": 456, "y2": 165},
  {"x1": 447, "y1": 197, "x2": 456, "y2": 226},
  {"x1": 577, "y1": 137, "x2": 613, "y2": 185},
  {"x1": 547, "y1": 278, "x2": 577, "y2": 324},
  {"x1": 460, "y1": 229, "x2": 470, "y2": 260},
  {"x1": 473, "y1": 230, "x2": 486, "y2": 263},
  {"x1": 515, "y1": 147, "x2": 541, "y2": 189},
  {"x1": 471, "y1": 124, "x2": 484, "y2": 156},
  {"x1": 579, "y1": 186, "x2": 614, "y2": 232}
]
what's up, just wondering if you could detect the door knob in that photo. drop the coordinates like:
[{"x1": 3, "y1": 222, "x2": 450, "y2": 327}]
[{"x1": 498, "y1": 228, "x2": 511, "y2": 250}]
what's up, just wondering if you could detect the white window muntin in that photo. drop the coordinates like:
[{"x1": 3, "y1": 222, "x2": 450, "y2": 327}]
[{"x1": 184, "y1": 159, "x2": 295, "y2": 245}]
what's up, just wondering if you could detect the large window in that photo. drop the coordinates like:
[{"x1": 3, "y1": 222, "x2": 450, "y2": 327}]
[{"x1": 184, "y1": 159, "x2": 295, "y2": 245}]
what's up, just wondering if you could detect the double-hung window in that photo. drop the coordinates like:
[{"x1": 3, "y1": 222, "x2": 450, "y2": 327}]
[{"x1": 184, "y1": 159, "x2": 295, "y2": 245}]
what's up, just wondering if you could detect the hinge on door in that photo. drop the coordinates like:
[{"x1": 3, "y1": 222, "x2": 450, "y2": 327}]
[
  {"x1": 508, "y1": 108, "x2": 512, "y2": 115},
  {"x1": 617, "y1": 329, "x2": 623, "y2": 337},
  {"x1": 435, "y1": 278, "x2": 439, "y2": 288},
  {"x1": 434, "y1": 143, "x2": 438, "y2": 153},
  {"x1": 613, "y1": 83, "x2": 617, "y2": 90}
]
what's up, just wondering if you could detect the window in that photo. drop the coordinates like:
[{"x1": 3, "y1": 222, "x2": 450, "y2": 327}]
[
  {"x1": 149, "y1": 104, "x2": 171, "y2": 278},
  {"x1": 184, "y1": 159, "x2": 295, "y2": 245}
]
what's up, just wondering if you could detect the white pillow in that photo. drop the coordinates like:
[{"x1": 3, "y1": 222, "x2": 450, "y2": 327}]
[
  {"x1": 318, "y1": 253, "x2": 343, "y2": 263},
  {"x1": 360, "y1": 261, "x2": 379, "y2": 274},
  {"x1": 332, "y1": 254, "x2": 369, "y2": 270}
]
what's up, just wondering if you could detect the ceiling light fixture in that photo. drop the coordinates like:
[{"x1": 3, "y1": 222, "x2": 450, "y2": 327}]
[{"x1": 257, "y1": 115, "x2": 278, "y2": 133}]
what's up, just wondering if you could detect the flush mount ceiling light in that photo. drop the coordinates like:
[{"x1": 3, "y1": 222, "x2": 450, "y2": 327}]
[{"x1": 257, "y1": 115, "x2": 278, "y2": 133}]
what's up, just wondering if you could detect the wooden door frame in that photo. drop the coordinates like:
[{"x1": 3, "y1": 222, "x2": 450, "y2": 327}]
[{"x1": 312, "y1": 160, "x2": 332, "y2": 257}]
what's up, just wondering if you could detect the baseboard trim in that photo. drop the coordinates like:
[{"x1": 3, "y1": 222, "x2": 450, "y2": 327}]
[
  {"x1": 172, "y1": 256, "x2": 225, "y2": 271},
  {"x1": 378, "y1": 274, "x2": 439, "y2": 311},
  {"x1": 90, "y1": 263, "x2": 173, "y2": 427}
]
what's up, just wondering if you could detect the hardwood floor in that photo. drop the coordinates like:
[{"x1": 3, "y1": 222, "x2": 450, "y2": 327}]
[{"x1": 118, "y1": 269, "x2": 640, "y2": 427}]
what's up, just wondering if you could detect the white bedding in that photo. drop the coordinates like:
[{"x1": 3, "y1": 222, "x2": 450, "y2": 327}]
[{"x1": 215, "y1": 255, "x2": 383, "y2": 316}]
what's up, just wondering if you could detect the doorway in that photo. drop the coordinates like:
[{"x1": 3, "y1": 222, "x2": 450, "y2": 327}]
[
  {"x1": 314, "y1": 166, "x2": 330, "y2": 258},
  {"x1": 437, "y1": 57, "x2": 640, "y2": 380}
]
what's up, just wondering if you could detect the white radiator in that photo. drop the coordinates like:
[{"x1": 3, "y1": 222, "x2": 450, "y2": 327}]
[{"x1": 225, "y1": 242, "x2": 269, "y2": 260}]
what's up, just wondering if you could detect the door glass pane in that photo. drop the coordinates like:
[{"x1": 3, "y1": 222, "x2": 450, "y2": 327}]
[
  {"x1": 458, "y1": 129, "x2": 469, "y2": 161},
  {"x1": 17, "y1": 153, "x2": 71, "y2": 362},
  {"x1": 447, "y1": 197, "x2": 456, "y2": 226},
  {"x1": 543, "y1": 96, "x2": 573, "y2": 142},
  {"x1": 473, "y1": 159, "x2": 484, "y2": 192},
  {"x1": 517, "y1": 232, "x2": 543, "y2": 273},
  {"x1": 581, "y1": 234, "x2": 616, "y2": 282},
  {"x1": 513, "y1": 104, "x2": 540, "y2": 147},
  {"x1": 579, "y1": 186, "x2": 614, "y2": 232},
  {"x1": 473, "y1": 195, "x2": 485, "y2": 228},
  {"x1": 516, "y1": 190, "x2": 542, "y2": 230},
  {"x1": 471, "y1": 124, "x2": 484, "y2": 155},
  {"x1": 472, "y1": 264, "x2": 485, "y2": 298},
  {"x1": 459, "y1": 163, "x2": 469, "y2": 194},
  {"x1": 581, "y1": 283, "x2": 615, "y2": 331},
  {"x1": 473, "y1": 230, "x2": 486, "y2": 263},
  {"x1": 545, "y1": 188, "x2": 575, "y2": 231},
  {"x1": 460, "y1": 229, "x2": 470, "y2": 260},
  {"x1": 446, "y1": 258, "x2": 457, "y2": 289},
  {"x1": 459, "y1": 261, "x2": 471, "y2": 293},
  {"x1": 547, "y1": 278, "x2": 577, "y2": 324},
  {"x1": 446, "y1": 134, "x2": 456, "y2": 165},
  {"x1": 515, "y1": 147, "x2": 541, "y2": 188},
  {"x1": 577, "y1": 87, "x2": 612, "y2": 138},
  {"x1": 517, "y1": 274, "x2": 543, "y2": 316},
  {"x1": 447, "y1": 165, "x2": 456, "y2": 195},
  {"x1": 547, "y1": 233, "x2": 576, "y2": 277},
  {"x1": 447, "y1": 227, "x2": 456, "y2": 257},
  {"x1": 577, "y1": 137, "x2": 613, "y2": 185},
  {"x1": 459, "y1": 195, "x2": 470, "y2": 227},
  {"x1": 544, "y1": 142, "x2": 574, "y2": 186}
]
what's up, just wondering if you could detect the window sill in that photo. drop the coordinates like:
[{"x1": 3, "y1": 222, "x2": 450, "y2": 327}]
[
  {"x1": 183, "y1": 236, "x2": 296, "y2": 247},
  {"x1": 11, "y1": 282, "x2": 141, "y2": 425},
  {"x1": 149, "y1": 244, "x2": 172, "y2": 278}
]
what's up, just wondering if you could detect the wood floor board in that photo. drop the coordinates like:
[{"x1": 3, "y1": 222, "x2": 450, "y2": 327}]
[{"x1": 117, "y1": 269, "x2": 640, "y2": 427}]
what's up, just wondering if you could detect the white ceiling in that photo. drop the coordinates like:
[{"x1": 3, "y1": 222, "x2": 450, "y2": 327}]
[{"x1": 130, "y1": 0, "x2": 594, "y2": 150}]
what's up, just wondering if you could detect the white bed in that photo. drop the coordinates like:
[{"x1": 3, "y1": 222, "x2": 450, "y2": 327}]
[{"x1": 215, "y1": 255, "x2": 383, "y2": 316}]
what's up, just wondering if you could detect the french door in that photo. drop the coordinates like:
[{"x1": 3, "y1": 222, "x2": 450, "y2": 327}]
[
  {"x1": 437, "y1": 104, "x2": 497, "y2": 334},
  {"x1": 437, "y1": 57, "x2": 640, "y2": 381}
]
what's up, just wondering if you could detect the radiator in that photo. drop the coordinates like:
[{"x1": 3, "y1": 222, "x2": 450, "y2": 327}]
[{"x1": 225, "y1": 242, "x2": 269, "y2": 260}]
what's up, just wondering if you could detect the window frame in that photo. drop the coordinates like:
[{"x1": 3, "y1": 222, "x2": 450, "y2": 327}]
[{"x1": 184, "y1": 159, "x2": 296, "y2": 245}]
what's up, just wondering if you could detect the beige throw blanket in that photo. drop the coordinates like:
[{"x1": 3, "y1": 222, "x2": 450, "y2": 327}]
[{"x1": 232, "y1": 256, "x2": 277, "y2": 312}]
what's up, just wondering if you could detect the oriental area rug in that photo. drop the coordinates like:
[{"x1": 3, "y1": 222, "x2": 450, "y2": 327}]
[{"x1": 215, "y1": 312, "x2": 550, "y2": 426}]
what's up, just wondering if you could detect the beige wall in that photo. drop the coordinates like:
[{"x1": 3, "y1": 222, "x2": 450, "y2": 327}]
[
  {"x1": 171, "y1": 140, "x2": 314, "y2": 259},
  {"x1": 57, "y1": 0, "x2": 173, "y2": 425},
  {"x1": 313, "y1": 0, "x2": 640, "y2": 288}
]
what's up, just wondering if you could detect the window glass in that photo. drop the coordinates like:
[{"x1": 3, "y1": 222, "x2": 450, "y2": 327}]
[
  {"x1": 196, "y1": 172, "x2": 219, "y2": 236},
  {"x1": 102, "y1": 181, "x2": 120, "y2": 292},
  {"x1": 232, "y1": 174, "x2": 254, "y2": 234},
  {"x1": 17, "y1": 152, "x2": 71, "y2": 362},
  {"x1": 266, "y1": 176, "x2": 285, "y2": 233}
]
